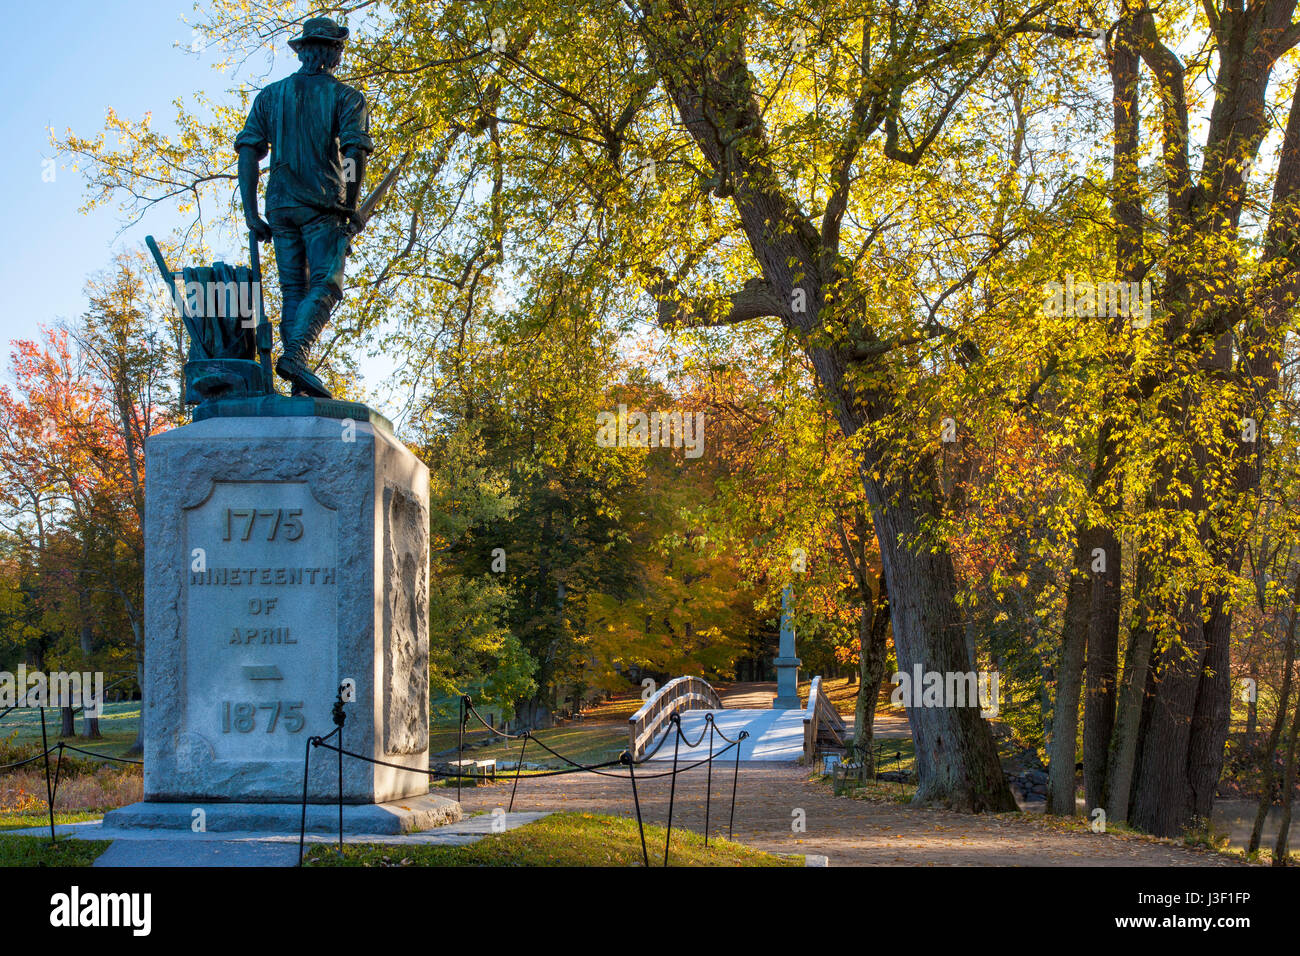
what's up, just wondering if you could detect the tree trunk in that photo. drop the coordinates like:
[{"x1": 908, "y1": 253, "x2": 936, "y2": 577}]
[
  {"x1": 1249, "y1": 578, "x2": 1298, "y2": 854},
  {"x1": 1046, "y1": 529, "x2": 1096, "y2": 815},
  {"x1": 1049, "y1": 403, "x2": 1124, "y2": 817},
  {"x1": 1102, "y1": 4, "x2": 1147, "y2": 830},
  {"x1": 1242, "y1": 72, "x2": 1300, "y2": 852},
  {"x1": 75, "y1": 584, "x2": 101, "y2": 738},
  {"x1": 1187, "y1": 600, "x2": 1233, "y2": 822},
  {"x1": 1130, "y1": 603, "x2": 1208, "y2": 837},
  {"x1": 871, "y1": 500, "x2": 1016, "y2": 811},
  {"x1": 1127, "y1": 356, "x2": 1224, "y2": 838},
  {"x1": 1106, "y1": 552, "x2": 1156, "y2": 825},
  {"x1": 517, "y1": 695, "x2": 554, "y2": 730},
  {"x1": 1272, "y1": 687, "x2": 1300, "y2": 864},
  {"x1": 645, "y1": 4, "x2": 1013, "y2": 812},
  {"x1": 1247, "y1": 664, "x2": 1258, "y2": 740},
  {"x1": 854, "y1": 576, "x2": 891, "y2": 773},
  {"x1": 1083, "y1": 526, "x2": 1122, "y2": 811},
  {"x1": 59, "y1": 705, "x2": 75, "y2": 738}
]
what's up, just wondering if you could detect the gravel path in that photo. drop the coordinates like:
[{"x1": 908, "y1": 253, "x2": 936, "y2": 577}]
[{"x1": 458, "y1": 763, "x2": 1244, "y2": 866}]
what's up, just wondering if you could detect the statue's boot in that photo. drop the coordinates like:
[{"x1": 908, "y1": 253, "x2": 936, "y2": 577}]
[
  {"x1": 276, "y1": 355, "x2": 331, "y2": 399},
  {"x1": 275, "y1": 290, "x2": 335, "y2": 399}
]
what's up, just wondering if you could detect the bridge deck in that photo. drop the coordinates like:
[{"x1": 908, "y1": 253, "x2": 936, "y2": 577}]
[{"x1": 643, "y1": 709, "x2": 806, "y2": 762}]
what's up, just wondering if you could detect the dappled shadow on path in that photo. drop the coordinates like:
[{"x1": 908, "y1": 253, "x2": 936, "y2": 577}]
[{"x1": 458, "y1": 763, "x2": 1244, "y2": 867}]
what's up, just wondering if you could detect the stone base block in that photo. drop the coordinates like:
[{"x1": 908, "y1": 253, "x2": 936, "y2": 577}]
[
  {"x1": 144, "y1": 415, "x2": 431, "y2": 804},
  {"x1": 102, "y1": 793, "x2": 461, "y2": 835}
]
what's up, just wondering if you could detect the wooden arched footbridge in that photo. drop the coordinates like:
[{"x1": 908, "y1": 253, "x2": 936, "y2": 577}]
[{"x1": 627, "y1": 675, "x2": 847, "y2": 762}]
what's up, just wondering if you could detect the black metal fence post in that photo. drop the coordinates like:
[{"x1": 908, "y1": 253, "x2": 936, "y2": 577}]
[
  {"x1": 704, "y1": 716, "x2": 715, "y2": 848},
  {"x1": 664, "y1": 715, "x2": 682, "y2": 867},
  {"x1": 728, "y1": 731, "x2": 745, "y2": 840},
  {"x1": 39, "y1": 707, "x2": 55, "y2": 844},
  {"x1": 50, "y1": 742, "x2": 65, "y2": 811},
  {"x1": 623, "y1": 751, "x2": 650, "y2": 867},
  {"x1": 333, "y1": 687, "x2": 347, "y2": 856},
  {"x1": 509, "y1": 732, "x2": 528, "y2": 813},
  {"x1": 298, "y1": 736, "x2": 315, "y2": 867},
  {"x1": 457, "y1": 695, "x2": 465, "y2": 803}
]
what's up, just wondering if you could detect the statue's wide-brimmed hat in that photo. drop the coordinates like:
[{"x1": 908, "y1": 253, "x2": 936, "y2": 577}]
[{"x1": 288, "y1": 16, "x2": 349, "y2": 50}]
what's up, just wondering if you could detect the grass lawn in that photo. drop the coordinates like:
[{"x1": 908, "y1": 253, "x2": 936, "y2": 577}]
[
  {"x1": 0, "y1": 834, "x2": 110, "y2": 866},
  {"x1": 0, "y1": 811, "x2": 107, "y2": 832},
  {"x1": 800, "y1": 675, "x2": 862, "y2": 717},
  {"x1": 572, "y1": 695, "x2": 642, "y2": 722},
  {"x1": 820, "y1": 773, "x2": 919, "y2": 804},
  {"x1": 1, "y1": 702, "x2": 142, "y2": 762},
  {"x1": 428, "y1": 766, "x2": 560, "y2": 789},
  {"x1": 427, "y1": 724, "x2": 630, "y2": 769},
  {"x1": 305, "y1": 811, "x2": 801, "y2": 867},
  {"x1": 853, "y1": 736, "x2": 915, "y2": 775}
]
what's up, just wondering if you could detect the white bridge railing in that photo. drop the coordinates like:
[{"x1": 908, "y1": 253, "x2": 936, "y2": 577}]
[
  {"x1": 802, "y1": 676, "x2": 848, "y2": 761},
  {"x1": 628, "y1": 676, "x2": 723, "y2": 760}
]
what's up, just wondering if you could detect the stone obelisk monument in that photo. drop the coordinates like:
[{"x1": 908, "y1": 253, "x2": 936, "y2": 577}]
[{"x1": 773, "y1": 585, "x2": 802, "y2": 709}]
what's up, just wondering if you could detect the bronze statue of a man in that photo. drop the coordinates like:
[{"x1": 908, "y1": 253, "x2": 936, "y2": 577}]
[{"x1": 235, "y1": 16, "x2": 371, "y2": 399}]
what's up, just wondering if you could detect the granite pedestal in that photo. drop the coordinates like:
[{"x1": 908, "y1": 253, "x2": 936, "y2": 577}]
[{"x1": 135, "y1": 414, "x2": 435, "y2": 809}]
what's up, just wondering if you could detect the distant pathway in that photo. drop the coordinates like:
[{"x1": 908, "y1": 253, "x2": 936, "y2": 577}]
[
  {"x1": 460, "y1": 763, "x2": 1243, "y2": 866},
  {"x1": 713, "y1": 681, "x2": 912, "y2": 739},
  {"x1": 715, "y1": 682, "x2": 777, "y2": 709}
]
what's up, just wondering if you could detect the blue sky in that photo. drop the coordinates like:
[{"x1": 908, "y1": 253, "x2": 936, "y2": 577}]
[
  {"x1": 0, "y1": 1, "x2": 407, "y2": 414},
  {"x1": 0, "y1": 1, "x2": 224, "y2": 349}
]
